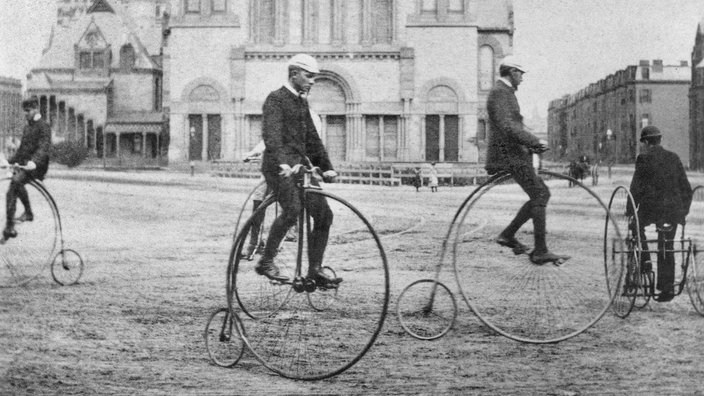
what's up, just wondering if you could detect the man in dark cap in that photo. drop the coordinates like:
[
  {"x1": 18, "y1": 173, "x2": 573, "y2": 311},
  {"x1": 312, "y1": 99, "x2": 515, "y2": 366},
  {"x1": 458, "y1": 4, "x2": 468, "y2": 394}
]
[
  {"x1": 629, "y1": 125, "x2": 692, "y2": 302},
  {"x1": 485, "y1": 56, "x2": 568, "y2": 264},
  {"x1": 1, "y1": 96, "x2": 52, "y2": 242}
]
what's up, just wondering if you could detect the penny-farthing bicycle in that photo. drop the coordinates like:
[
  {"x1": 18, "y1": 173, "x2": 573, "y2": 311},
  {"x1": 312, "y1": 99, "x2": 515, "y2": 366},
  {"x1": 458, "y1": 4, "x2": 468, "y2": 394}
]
[
  {"x1": 215, "y1": 165, "x2": 389, "y2": 380},
  {"x1": 605, "y1": 185, "x2": 704, "y2": 317},
  {"x1": 0, "y1": 164, "x2": 84, "y2": 287},
  {"x1": 398, "y1": 165, "x2": 626, "y2": 344}
]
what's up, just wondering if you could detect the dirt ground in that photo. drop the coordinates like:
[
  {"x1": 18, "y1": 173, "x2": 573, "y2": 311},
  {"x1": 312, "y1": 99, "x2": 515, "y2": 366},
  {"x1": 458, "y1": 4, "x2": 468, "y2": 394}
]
[{"x1": 1, "y1": 167, "x2": 704, "y2": 395}]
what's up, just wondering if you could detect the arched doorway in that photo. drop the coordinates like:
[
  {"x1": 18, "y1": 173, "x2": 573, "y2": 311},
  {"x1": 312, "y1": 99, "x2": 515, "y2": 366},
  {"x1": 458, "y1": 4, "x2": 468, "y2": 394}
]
[
  {"x1": 187, "y1": 84, "x2": 222, "y2": 161},
  {"x1": 425, "y1": 85, "x2": 459, "y2": 162},
  {"x1": 308, "y1": 78, "x2": 347, "y2": 163}
]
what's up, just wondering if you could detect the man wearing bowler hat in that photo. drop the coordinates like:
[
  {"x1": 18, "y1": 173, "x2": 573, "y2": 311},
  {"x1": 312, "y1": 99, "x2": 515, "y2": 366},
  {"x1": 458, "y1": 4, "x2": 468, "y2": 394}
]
[
  {"x1": 485, "y1": 56, "x2": 568, "y2": 265},
  {"x1": 629, "y1": 125, "x2": 692, "y2": 302},
  {"x1": 1, "y1": 96, "x2": 51, "y2": 242}
]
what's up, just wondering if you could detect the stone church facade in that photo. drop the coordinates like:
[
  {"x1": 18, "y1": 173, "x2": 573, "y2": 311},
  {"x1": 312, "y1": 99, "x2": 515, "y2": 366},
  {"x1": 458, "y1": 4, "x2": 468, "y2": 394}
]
[
  {"x1": 163, "y1": 0, "x2": 515, "y2": 165},
  {"x1": 27, "y1": 0, "x2": 515, "y2": 167}
]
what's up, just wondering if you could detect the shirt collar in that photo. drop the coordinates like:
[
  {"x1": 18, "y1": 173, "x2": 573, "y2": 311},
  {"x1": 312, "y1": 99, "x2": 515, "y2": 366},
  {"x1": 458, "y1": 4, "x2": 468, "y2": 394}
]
[
  {"x1": 284, "y1": 81, "x2": 300, "y2": 96},
  {"x1": 498, "y1": 77, "x2": 515, "y2": 90}
]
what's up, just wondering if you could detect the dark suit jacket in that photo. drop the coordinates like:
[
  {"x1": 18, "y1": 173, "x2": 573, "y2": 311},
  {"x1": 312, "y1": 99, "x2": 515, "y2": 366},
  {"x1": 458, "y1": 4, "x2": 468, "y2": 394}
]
[
  {"x1": 261, "y1": 86, "x2": 333, "y2": 175},
  {"x1": 10, "y1": 117, "x2": 51, "y2": 180},
  {"x1": 485, "y1": 80, "x2": 541, "y2": 173},
  {"x1": 629, "y1": 145, "x2": 692, "y2": 225}
]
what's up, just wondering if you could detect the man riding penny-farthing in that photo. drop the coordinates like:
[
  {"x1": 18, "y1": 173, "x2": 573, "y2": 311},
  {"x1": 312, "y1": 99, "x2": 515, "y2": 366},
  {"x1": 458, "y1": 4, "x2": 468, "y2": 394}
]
[{"x1": 397, "y1": 57, "x2": 626, "y2": 344}]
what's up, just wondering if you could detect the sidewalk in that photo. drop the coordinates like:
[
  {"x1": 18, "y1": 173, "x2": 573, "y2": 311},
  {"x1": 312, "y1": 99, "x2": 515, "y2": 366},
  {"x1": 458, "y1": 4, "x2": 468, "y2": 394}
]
[{"x1": 47, "y1": 166, "x2": 246, "y2": 190}]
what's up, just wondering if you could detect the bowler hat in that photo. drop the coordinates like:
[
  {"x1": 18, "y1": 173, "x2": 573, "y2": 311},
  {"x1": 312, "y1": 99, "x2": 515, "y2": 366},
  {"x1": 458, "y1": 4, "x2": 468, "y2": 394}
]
[
  {"x1": 640, "y1": 125, "x2": 661, "y2": 141},
  {"x1": 21, "y1": 96, "x2": 39, "y2": 110}
]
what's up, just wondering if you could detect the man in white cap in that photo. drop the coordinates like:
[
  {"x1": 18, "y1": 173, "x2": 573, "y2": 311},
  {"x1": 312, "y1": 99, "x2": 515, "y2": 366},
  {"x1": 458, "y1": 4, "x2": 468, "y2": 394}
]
[
  {"x1": 255, "y1": 53, "x2": 341, "y2": 287},
  {"x1": 485, "y1": 56, "x2": 568, "y2": 265}
]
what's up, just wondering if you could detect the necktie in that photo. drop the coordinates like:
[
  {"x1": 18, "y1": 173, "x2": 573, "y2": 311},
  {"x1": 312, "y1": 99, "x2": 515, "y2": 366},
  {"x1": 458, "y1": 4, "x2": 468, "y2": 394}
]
[{"x1": 299, "y1": 93, "x2": 308, "y2": 157}]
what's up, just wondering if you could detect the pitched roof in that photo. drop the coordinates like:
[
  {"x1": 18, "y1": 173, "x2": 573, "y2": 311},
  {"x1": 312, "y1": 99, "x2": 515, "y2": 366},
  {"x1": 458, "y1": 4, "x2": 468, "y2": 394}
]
[
  {"x1": 87, "y1": 0, "x2": 115, "y2": 14},
  {"x1": 36, "y1": 0, "x2": 158, "y2": 71}
]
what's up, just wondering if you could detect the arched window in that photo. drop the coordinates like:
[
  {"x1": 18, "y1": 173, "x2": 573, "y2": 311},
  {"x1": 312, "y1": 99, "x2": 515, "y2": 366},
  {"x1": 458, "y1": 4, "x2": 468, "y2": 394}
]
[
  {"x1": 120, "y1": 44, "x2": 135, "y2": 70},
  {"x1": 479, "y1": 45, "x2": 494, "y2": 91}
]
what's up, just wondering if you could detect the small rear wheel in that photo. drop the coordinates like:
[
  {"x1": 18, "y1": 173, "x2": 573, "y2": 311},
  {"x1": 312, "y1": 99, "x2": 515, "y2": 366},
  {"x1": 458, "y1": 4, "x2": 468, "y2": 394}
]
[
  {"x1": 204, "y1": 308, "x2": 245, "y2": 368},
  {"x1": 396, "y1": 279, "x2": 457, "y2": 340},
  {"x1": 51, "y1": 249, "x2": 84, "y2": 286}
]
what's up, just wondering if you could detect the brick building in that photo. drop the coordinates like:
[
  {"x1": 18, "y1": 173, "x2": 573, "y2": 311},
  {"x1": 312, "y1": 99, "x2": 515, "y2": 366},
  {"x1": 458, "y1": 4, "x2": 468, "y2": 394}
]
[
  {"x1": 0, "y1": 77, "x2": 23, "y2": 159},
  {"x1": 547, "y1": 60, "x2": 691, "y2": 166},
  {"x1": 690, "y1": 15, "x2": 704, "y2": 171},
  {"x1": 26, "y1": 0, "x2": 167, "y2": 167},
  {"x1": 163, "y1": 0, "x2": 516, "y2": 165}
]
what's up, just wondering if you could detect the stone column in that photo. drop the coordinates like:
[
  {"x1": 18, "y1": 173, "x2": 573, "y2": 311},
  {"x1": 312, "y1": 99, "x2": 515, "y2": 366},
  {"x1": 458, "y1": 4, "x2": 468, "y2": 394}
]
[
  {"x1": 439, "y1": 114, "x2": 445, "y2": 162},
  {"x1": 378, "y1": 116, "x2": 384, "y2": 162},
  {"x1": 202, "y1": 114, "x2": 209, "y2": 161}
]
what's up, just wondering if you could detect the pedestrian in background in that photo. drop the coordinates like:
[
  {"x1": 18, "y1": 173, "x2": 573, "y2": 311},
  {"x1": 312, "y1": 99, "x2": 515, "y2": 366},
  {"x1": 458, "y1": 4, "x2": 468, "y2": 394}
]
[
  {"x1": 412, "y1": 167, "x2": 422, "y2": 192},
  {"x1": 428, "y1": 162, "x2": 439, "y2": 192}
]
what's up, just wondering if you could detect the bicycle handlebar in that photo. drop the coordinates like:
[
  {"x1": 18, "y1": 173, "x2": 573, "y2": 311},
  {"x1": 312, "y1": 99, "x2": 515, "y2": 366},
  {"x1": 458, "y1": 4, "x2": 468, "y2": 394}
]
[{"x1": 0, "y1": 163, "x2": 35, "y2": 171}]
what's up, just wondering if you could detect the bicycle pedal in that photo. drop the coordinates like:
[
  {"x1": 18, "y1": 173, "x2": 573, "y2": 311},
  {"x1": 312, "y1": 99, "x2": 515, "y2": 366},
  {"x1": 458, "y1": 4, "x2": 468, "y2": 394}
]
[{"x1": 551, "y1": 256, "x2": 571, "y2": 266}]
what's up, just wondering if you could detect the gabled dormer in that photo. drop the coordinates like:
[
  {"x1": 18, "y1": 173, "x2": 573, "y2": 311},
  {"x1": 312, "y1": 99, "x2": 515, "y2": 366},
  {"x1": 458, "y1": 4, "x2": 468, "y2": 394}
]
[
  {"x1": 74, "y1": 18, "x2": 111, "y2": 77},
  {"x1": 87, "y1": 0, "x2": 115, "y2": 14}
]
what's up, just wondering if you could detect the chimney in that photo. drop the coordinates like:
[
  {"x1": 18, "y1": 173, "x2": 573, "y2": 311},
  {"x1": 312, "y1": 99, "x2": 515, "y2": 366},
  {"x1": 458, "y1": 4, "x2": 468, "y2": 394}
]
[
  {"x1": 639, "y1": 60, "x2": 650, "y2": 66},
  {"x1": 653, "y1": 59, "x2": 663, "y2": 73}
]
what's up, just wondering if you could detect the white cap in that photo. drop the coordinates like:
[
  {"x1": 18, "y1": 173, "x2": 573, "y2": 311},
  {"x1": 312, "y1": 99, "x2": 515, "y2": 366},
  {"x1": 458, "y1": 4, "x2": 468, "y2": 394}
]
[
  {"x1": 287, "y1": 54, "x2": 320, "y2": 73},
  {"x1": 500, "y1": 55, "x2": 526, "y2": 73}
]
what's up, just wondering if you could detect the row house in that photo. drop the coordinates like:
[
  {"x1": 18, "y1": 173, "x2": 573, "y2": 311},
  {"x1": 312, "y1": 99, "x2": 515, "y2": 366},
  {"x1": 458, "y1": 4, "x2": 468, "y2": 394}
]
[
  {"x1": 690, "y1": 15, "x2": 704, "y2": 171},
  {"x1": 548, "y1": 60, "x2": 690, "y2": 166}
]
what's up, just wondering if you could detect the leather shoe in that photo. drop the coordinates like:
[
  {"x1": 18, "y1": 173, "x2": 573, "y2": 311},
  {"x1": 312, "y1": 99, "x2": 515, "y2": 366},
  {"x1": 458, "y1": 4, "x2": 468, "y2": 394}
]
[
  {"x1": 2, "y1": 227, "x2": 17, "y2": 240},
  {"x1": 654, "y1": 291, "x2": 675, "y2": 302},
  {"x1": 255, "y1": 259, "x2": 289, "y2": 283},
  {"x1": 496, "y1": 234, "x2": 529, "y2": 254},
  {"x1": 308, "y1": 268, "x2": 342, "y2": 288},
  {"x1": 530, "y1": 250, "x2": 571, "y2": 265},
  {"x1": 15, "y1": 212, "x2": 33, "y2": 222}
]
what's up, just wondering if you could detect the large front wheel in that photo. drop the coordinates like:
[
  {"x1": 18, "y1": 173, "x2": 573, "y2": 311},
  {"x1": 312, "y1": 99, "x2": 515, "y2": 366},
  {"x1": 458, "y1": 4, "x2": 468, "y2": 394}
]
[
  {"x1": 0, "y1": 179, "x2": 59, "y2": 287},
  {"x1": 231, "y1": 189, "x2": 389, "y2": 380},
  {"x1": 452, "y1": 171, "x2": 625, "y2": 343}
]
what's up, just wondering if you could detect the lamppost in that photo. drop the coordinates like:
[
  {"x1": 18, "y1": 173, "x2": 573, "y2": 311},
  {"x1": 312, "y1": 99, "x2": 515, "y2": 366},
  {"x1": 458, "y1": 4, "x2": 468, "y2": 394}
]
[{"x1": 604, "y1": 129, "x2": 615, "y2": 179}]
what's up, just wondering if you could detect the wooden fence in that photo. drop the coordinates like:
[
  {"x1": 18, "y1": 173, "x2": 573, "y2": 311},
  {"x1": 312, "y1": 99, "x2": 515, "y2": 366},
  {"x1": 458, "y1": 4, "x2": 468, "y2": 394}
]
[{"x1": 211, "y1": 161, "x2": 497, "y2": 187}]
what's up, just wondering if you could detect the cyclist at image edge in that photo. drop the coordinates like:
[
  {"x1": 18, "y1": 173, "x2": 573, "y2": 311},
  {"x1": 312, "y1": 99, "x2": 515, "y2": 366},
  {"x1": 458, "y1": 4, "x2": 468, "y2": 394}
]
[
  {"x1": 1, "y1": 96, "x2": 51, "y2": 241},
  {"x1": 485, "y1": 56, "x2": 568, "y2": 264},
  {"x1": 628, "y1": 125, "x2": 692, "y2": 302},
  {"x1": 256, "y1": 53, "x2": 341, "y2": 286}
]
